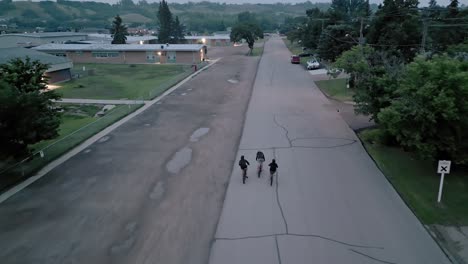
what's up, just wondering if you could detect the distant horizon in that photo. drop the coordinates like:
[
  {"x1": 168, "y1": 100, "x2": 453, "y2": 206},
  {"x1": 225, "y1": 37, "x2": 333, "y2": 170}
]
[{"x1": 12, "y1": 0, "x2": 455, "y2": 7}]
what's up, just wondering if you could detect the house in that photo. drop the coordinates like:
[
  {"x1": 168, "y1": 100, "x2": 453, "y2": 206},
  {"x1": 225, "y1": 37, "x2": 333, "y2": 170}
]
[
  {"x1": 0, "y1": 47, "x2": 73, "y2": 83},
  {"x1": 32, "y1": 43, "x2": 206, "y2": 64},
  {"x1": 0, "y1": 32, "x2": 88, "y2": 48}
]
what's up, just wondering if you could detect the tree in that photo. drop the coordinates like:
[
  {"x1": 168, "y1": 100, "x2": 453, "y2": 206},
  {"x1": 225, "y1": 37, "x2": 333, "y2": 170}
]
[
  {"x1": 367, "y1": 0, "x2": 421, "y2": 62},
  {"x1": 111, "y1": 15, "x2": 127, "y2": 44},
  {"x1": 230, "y1": 22, "x2": 263, "y2": 55},
  {"x1": 172, "y1": 16, "x2": 185, "y2": 43},
  {"x1": 157, "y1": 0, "x2": 172, "y2": 44},
  {"x1": 334, "y1": 47, "x2": 404, "y2": 121},
  {"x1": 0, "y1": 58, "x2": 61, "y2": 158},
  {"x1": 378, "y1": 56, "x2": 468, "y2": 163},
  {"x1": 317, "y1": 24, "x2": 355, "y2": 61}
]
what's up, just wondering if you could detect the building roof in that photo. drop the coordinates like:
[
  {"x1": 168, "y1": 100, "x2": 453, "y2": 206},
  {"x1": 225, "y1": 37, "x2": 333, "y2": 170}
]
[
  {"x1": 0, "y1": 47, "x2": 72, "y2": 72},
  {"x1": 0, "y1": 32, "x2": 88, "y2": 38},
  {"x1": 32, "y1": 43, "x2": 205, "y2": 52},
  {"x1": 185, "y1": 35, "x2": 230, "y2": 40},
  {"x1": 87, "y1": 34, "x2": 158, "y2": 43}
]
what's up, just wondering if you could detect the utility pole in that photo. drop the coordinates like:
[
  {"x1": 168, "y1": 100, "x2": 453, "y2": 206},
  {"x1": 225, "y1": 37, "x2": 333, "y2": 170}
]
[
  {"x1": 359, "y1": 17, "x2": 364, "y2": 47},
  {"x1": 421, "y1": 19, "x2": 428, "y2": 53}
]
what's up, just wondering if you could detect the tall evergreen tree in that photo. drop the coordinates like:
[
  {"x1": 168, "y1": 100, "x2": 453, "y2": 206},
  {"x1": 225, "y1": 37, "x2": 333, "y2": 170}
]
[
  {"x1": 111, "y1": 15, "x2": 127, "y2": 44},
  {"x1": 157, "y1": 0, "x2": 172, "y2": 44},
  {"x1": 172, "y1": 16, "x2": 185, "y2": 43}
]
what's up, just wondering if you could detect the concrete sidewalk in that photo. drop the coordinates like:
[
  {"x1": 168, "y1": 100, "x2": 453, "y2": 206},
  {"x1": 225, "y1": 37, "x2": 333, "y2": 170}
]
[{"x1": 209, "y1": 36, "x2": 449, "y2": 263}]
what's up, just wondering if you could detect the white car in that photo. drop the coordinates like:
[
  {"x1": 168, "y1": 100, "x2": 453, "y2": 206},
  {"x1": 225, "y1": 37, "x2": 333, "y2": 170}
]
[{"x1": 306, "y1": 59, "x2": 320, "y2": 70}]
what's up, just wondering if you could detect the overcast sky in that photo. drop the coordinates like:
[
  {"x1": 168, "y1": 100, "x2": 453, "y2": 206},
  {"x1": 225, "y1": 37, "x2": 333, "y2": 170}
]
[{"x1": 59, "y1": 0, "x2": 455, "y2": 7}]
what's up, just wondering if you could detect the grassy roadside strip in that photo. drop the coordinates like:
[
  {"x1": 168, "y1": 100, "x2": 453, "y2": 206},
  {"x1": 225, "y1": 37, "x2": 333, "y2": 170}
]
[
  {"x1": 0, "y1": 104, "x2": 142, "y2": 193},
  {"x1": 315, "y1": 78, "x2": 354, "y2": 102},
  {"x1": 251, "y1": 45, "x2": 264, "y2": 56},
  {"x1": 359, "y1": 129, "x2": 468, "y2": 225}
]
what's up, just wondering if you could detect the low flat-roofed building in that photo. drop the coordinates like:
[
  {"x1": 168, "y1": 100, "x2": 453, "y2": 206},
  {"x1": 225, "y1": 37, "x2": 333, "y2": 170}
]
[
  {"x1": 0, "y1": 32, "x2": 88, "y2": 48},
  {"x1": 184, "y1": 35, "x2": 231, "y2": 47},
  {"x1": 32, "y1": 43, "x2": 206, "y2": 64},
  {"x1": 0, "y1": 47, "x2": 73, "y2": 83},
  {"x1": 86, "y1": 34, "x2": 158, "y2": 44}
]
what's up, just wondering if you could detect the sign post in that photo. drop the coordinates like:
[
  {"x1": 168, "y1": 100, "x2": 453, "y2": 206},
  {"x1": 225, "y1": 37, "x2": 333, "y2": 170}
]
[{"x1": 437, "y1": 160, "x2": 451, "y2": 203}]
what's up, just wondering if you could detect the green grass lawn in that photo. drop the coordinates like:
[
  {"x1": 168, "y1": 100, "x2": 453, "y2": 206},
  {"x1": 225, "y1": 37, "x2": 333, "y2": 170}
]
[
  {"x1": 360, "y1": 129, "x2": 468, "y2": 225},
  {"x1": 57, "y1": 63, "x2": 192, "y2": 100},
  {"x1": 315, "y1": 78, "x2": 354, "y2": 102},
  {"x1": 0, "y1": 103, "x2": 142, "y2": 193},
  {"x1": 251, "y1": 46, "x2": 264, "y2": 56}
]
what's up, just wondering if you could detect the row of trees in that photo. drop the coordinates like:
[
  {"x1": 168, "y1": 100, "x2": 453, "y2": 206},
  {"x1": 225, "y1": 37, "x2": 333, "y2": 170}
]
[
  {"x1": 109, "y1": 1, "x2": 185, "y2": 45},
  {"x1": 285, "y1": 0, "x2": 467, "y2": 63},
  {"x1": 283, "y1": 0, "x2": 468, "y2": 164}
]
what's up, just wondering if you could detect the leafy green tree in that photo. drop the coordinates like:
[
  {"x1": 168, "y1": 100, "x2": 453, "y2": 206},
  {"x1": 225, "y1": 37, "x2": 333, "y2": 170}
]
[
  {"x1": 367, "y1": 0, "x2": 421, "y2": 62},
  {"x1": 317, "y1": 24, "x2": 355, "y2": 61},
  {"x1": 430, "y1": 0, "x2": 467, "y2": 52},
  {"x1": 378, "y1": 56, "x2": 468, "y2": 163},
  {"x1": 0, "y1": 58, "x2": 61, "y2": 158},
  {"x1": 335, "y1": 46, "x2": 404, "y2": 121},
  {"x1": 230, "y1": 22, "x2": 263, "y2": 55},
  {"x1": 111, "y1": 15, "x2": 127, "y2": 44},
  {"x1": 157, "y1": 0, "x2": 172, "y2": 44}
]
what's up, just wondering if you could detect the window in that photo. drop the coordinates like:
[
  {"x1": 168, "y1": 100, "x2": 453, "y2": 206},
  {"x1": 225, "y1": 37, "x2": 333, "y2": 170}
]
[
  {"x1": 92, "y1": 52, "x2": 120, "y2": 58},
  {"x1": 75, "y1": 51, "x2": 83, "y2": 56},
  {"x1": 52, "y1": 53, "x2": 67, "y2": 57}
]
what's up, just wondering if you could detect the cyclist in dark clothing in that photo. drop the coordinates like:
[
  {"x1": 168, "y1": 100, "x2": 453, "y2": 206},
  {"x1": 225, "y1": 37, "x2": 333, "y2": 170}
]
[
  {"x1": 268, "y1": 159, "x2": 278, "y2": 186},
  {"x1": 238, "y1": 155, "x2": 250, "y2": 184},
  {"x1": 256, "y1": 151, "x2": 265, "y2": 178}
]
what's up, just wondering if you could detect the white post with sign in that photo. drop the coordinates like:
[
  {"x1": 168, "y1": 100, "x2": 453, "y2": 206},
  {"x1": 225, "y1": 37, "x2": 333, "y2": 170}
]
[{"x1": 437, "y1": 160, "x2": 451, "y2": 203}]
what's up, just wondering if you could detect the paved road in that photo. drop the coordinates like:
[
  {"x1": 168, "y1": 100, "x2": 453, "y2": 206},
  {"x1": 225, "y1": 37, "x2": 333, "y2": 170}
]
[
  {"x1": 0, "y1": 45, "x2": 258, "y2": 264},
  {"x1": 209, "y1": 36, "x2": 450, "y2": 263}
]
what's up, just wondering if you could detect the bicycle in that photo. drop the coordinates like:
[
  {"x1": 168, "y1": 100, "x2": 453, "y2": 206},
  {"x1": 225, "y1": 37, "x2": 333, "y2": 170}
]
[
  {"x1": 242, "y1": 167, "x2": 248, "y2": 184},
  {"x1": 257, "y1": 159, "x2": 264, "y2": 178},
  {"x1": 270, "y1": 170, "x2": 276, "y2": 186}
]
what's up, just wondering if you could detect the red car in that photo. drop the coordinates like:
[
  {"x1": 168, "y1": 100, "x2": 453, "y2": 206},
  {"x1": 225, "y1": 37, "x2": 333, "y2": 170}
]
[{"x1": 290, "y1": 55, "x2": 300, "y2": 64}]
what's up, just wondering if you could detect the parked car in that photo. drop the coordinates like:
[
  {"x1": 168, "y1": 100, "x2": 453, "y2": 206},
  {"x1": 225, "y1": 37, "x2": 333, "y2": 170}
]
[
  {"x1": 298, "y1": 53, "x2": 312, "y2": 57},
  {"x1": 306, "y1": 59, "x2": 320, "y2": 70},
  {"x1": 290, "y1": 55, "x2": 300, "y2": 64}
]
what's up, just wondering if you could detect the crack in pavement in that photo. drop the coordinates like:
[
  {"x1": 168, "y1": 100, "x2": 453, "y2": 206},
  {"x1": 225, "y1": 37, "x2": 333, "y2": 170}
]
[
  {"x1": 275, "y1": 235, "x2": 282, "y2": 264},
  {"x1": 215, "y1": 233, "x2": 383, "y2": 250},
  {"x1": 349, "y1": 249, "x2": 396, "y2": 264},
  {"x1": 239, "y1": 143, "x2": 357, "y2": 151},
  {"x1": 273, "y1": 115, "x2": 292, "y2": 147},
  {"x1": 273, "y1": 148, "x2": 289, "y2": 234}
]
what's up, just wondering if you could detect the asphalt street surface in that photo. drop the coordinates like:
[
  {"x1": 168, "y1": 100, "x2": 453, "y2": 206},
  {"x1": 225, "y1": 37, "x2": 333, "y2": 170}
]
[
  {"x1": 0, "y1": 45, "x2": 259, "y2": 264},
  {"x1": 209, "y1": 36, "x2": 450, "y2": 264}
]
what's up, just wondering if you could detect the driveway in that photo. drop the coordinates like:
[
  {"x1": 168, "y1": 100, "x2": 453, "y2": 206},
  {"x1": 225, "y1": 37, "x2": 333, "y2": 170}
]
[
  {"x1": 209, "y1": 36, "x2": 450, "y2": 264},
  {"x1": 0, "y1": 45, "x2": 259, "y2": 264}
]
